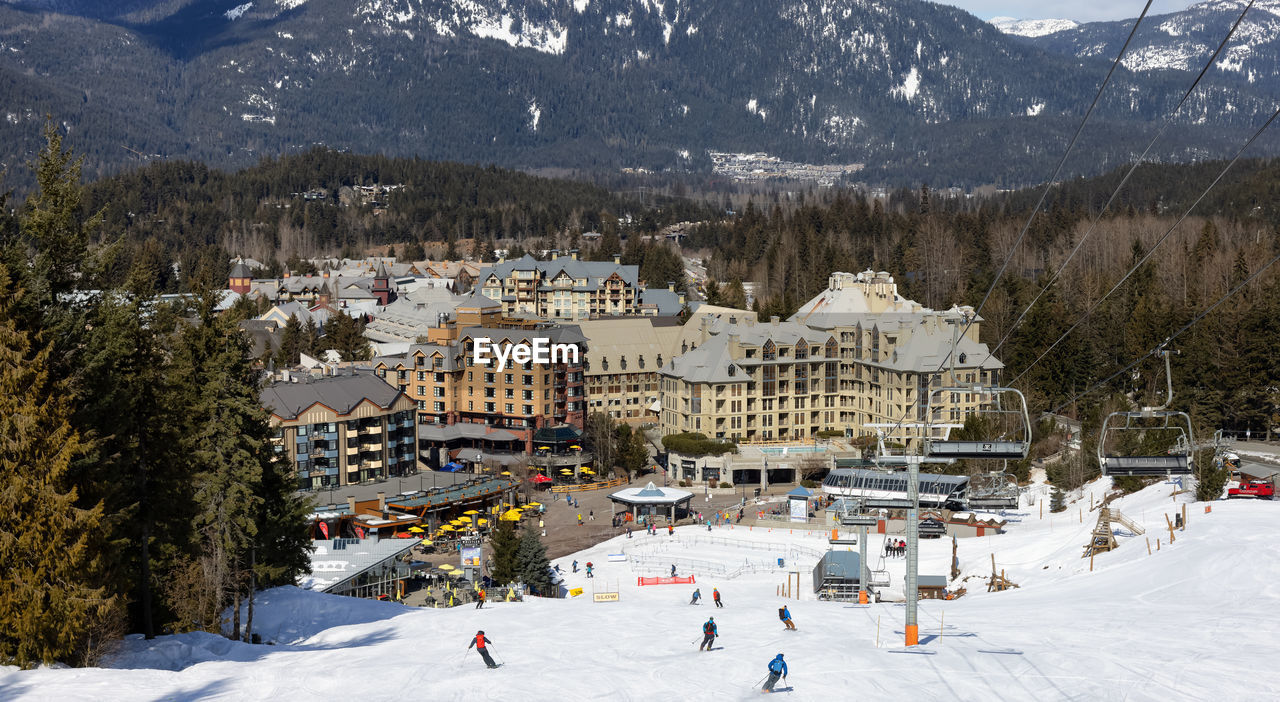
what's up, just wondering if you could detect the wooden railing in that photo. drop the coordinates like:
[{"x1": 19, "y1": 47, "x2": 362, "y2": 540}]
[{"x1": 549, "y1": 477, "x2": 627, "y2": 493}]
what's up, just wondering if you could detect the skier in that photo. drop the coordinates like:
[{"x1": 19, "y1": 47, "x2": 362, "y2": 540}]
[
  {"x1": 699, "y1": 617, "x2": 717, "y2": 651},
  {"x1": 586, "y1": 563, "x2": 594, "y2": 578},
  {"x1": 668, "y1": 524, "x2": 674, "y2": 536},
  {"x1": 572, "y1": 560, "x2": 579, "y2": 573},
  {"x1": 468, "y1": 630, "x2": 498, "y2": 669},
  {"x1": 762, "y1": 653, "x2": 787, "y2": 692},
  {"x1": 713, "y1": 587, "x2": 722, "y2": 608},
  {"x1": 690, "y1": 588, "x2": 701, "y2": 605},
  {"x1": 706, "y1": 520, "x2": 712, "y2": 532},
  {"x1": 475, "y1": 587, "x2": 486, "y2": 609},
  {"x1": 779, "y1": 606, "x2": 796, "y2": 630},
  {"x1": 671, "y1": 564, "x2": 678, "y2": 577},
  {"x1": 626, "y1": 527, "x2": 633, "y2": 539}
]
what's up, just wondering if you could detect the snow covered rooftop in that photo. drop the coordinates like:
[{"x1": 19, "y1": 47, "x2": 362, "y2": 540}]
[
  {"x1": 301, "y1": 537, "x2": 416, "y2": 593},
  {"x1": 609, "y1": 482, "x2": 694, "y2": 505}
]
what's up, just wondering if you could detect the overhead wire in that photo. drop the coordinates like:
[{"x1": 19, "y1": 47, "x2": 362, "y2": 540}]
[
  {"x1": 1046, "y1": 248, "x2": 1280, "y2": 417},
  {"x1": 878, "y1": 1, "x2": 1155, "y2": 446},
  {"x1": 1008, "y1": 101, "x2": 1280, "y2": 389},
  {"x1": 989, "y1": 0, "x2": 1258, "y2": 359}
]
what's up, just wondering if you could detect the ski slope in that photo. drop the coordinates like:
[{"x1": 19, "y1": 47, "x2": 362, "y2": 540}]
[{"x1": 3, "y1": 480, "x2": 1279, "y2": 701}]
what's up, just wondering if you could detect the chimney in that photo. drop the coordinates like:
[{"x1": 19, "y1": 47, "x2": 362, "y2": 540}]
[
  {"x1": 570, "y1": 249, "x2": 579, "y2": 260},
  {"x1": 613, "y1": 253, "x2": 621, "y2": 265},
  {"x1": 322, "y1": 269, "x2": 329, "y2": 278},
  {"x1": 770, "y1": 316, "x2": 779, "y2": 326},
  {"x1": 551, "y1": 249, "x2": 559, "y2": 260},
  {"x1": 678, "y1": 292, "x2": 686, "y2": 305},
  {"x1": 284, "y1": 271, "x2": 291, "y2": 279},
  {"x1": 729, "y1": 315, "x2": 737, "y2": 325},
  {"x1": 498, "y1": 253, "x2": 506, "y2": 263},
  {"x1": 346, "y1": 495, "x2": 356, "y2": 513},
  {"x1": 377, "y1": 491, "x2": 386, "y2": 511},
  {"x1": 667, "y1": 281, "x2": 675, "y2": 292}
]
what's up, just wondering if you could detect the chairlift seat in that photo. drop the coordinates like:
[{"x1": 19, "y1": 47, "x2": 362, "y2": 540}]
[
  {"x1": 967, "y1": 496, "x2": 1019, "y2": 510},
  {"x1": 928, "y1": 441, "x2": 1028, "y2": 460},
  {"x1": 1101, "y1": 455, "x2": 1191, "y2": 476},
  {"x1": 863, "y1": 497, "x2": 914, "y2": 509},
  {"x1": 840, "y1": 515, "x2": 879, "y2": 527}
]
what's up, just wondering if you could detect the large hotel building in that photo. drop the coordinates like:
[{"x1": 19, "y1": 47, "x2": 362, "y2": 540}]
[{"x1": 658, "y1": 271, "x2": 1004, "y2": 447}]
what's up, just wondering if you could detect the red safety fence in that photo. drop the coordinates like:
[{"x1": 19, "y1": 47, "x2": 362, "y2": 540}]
[{"x1": 637, "y1": 575, "x2": 696, "y2": 586}]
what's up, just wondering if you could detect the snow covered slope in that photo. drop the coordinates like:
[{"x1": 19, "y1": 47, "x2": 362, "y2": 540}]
[
  {"x1": 3, "y1": 480, "x2": 1278, "y2": 700},
  {"x1": 989, "y1": 16, "x2": 1079, "y2": 37}
]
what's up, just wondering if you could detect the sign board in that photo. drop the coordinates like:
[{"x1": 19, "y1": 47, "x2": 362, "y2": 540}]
[
  {"x1": 593, "y1": 592, "x2": 620, "y2": 602},
  {"x1": 606, "y1": 553, "x2": 627, "y2": 562},
  {"x1": 569, "y1": 587, "x2": 584, "y2": 597},
  {"x1": 919, "y1": 518, "x2": 946, "y2": 536},
  {"x1": 460, "y1": 547, "x2": 482, "y2": 567},
  {"x1": 789, "y1": 496, "x2": 808, "y2": 523}
]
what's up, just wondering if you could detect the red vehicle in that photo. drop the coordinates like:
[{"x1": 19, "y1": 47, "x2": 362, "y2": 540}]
[{"x1": 1228, "y1": 481, "x2": 1275, "y2": 499}]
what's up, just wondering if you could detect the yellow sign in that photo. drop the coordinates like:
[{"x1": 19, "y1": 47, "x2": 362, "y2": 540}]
[
  {"x1": 593, "y1": 592, "x2": 620, "y2": 602},
  {"x1": 569, "y1": 587, "x2": 584, "y2": 597}
]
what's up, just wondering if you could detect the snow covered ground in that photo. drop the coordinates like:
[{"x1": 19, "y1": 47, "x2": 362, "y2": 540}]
[{"x1": 4, "y1": 479, "x2": 1280, "y2": 700}]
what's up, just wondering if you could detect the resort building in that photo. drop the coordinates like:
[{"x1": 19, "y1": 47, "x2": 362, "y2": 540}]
[{"x1": 262, "y1": 371, "x2": 419, "y2": 490}]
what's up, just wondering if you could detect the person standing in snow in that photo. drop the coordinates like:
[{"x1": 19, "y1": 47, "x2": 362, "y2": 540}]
[
  {"x1": 713, "y1": 588, "x2": 722, "y2": 608},
  {"x1": 671, "y1": 564, "x2": 677, "y2": 577},
  {"x1": 762, "y1": 653, "x2": 787, "y2": 692},
  {"x1": 475, "y1": 587, "x2": 486, "y2": 609},
  {"x1": 586, "y1": 563, "x2": 594, "y2": 578},
  {"x1": 699, "y1": 617, "x2": 717, "y2": 651},
  {"x1": 690, "y1": 588, "x2": 701, "y2": 605},
  {"x1": 468, "y1": 630, "x2": 498, "y2": 668},
  {"x1": 668, "y1": 524, "x2": 674, "y2": 536},
  {"x1": 572, "y1": 560, "x2": 579, "y2": 573}
]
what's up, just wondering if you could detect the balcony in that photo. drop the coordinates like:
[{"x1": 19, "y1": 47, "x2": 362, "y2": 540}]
[{"x1": 360, "y1": 424, "x2": 384, "y2": 435}]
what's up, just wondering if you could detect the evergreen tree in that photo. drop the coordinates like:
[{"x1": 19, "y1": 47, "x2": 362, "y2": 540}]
[
  {"x1": 488, "y1": 519, "x2": 520, "y2": 586},
  {"x1": 1049, "y1": 486, "x2": 1065, "y2": 513},
  {"x1": 321, "y1": 311, "x2": 372, "y2": 361},
  {"x1": 516, "y1": 528, "x2": 553, "y2": 596},
  {"x1": 0, "y1": 263, "x2": 119, "y2": 667},
  {"x1": 616, "y1": 424, "x2": 651, "y2": 478},
  {"x1": 277, "y1": 314, "x2": 303, "y2": 366}
]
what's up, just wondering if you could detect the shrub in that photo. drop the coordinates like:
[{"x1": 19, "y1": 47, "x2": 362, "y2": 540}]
[
  {"x1": 815, "y1": 429, "x2": 844, "y2": 439},
  {"x1": 720, "y1": 481, "x2": 733, "y2": 488},
  {"x1": 708, "y1": 479, "x2": 719, "y2": 489},
  {"x1": 800, "y1": 479, "x2": 817, "y2": 489},
  {"x1": 678, "y1": 479, "x2": 691, "y2": 488},
  {"x1": 661, "y1": 432, "x2": 737, "y2": 457}
]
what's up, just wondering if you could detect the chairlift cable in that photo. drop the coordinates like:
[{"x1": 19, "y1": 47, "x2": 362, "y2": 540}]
[
  {"x1": 1009, "y1": 102, "x2": 1280, "y2": 390},
  {"x1": 877, "y1": 1, "x2": 1155, "y2": 445},
  {"x1": 988, "y1": 0, "x2": 1259, "y2": 360},
  {"x1": 1046, "y1": 249, "x2": 1280, "y2": 417}
]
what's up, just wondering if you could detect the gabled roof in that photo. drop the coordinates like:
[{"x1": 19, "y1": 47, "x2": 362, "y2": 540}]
[{"x1": 260, "y1": 372, "x2": 403, "y2": 420}]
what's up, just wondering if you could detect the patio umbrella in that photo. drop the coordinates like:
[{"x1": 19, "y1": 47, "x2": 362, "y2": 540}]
[
  {"x1": 526, "y1": 502, "x2": 542, "y2": 507},
  {"x1": 408, "y1": 526, "x2": 425, "y2": 533},
  {"x1": 500, "y1": 510, "x2": 522, "y2": 521},
  {"x1": 559, "y1": 469, "x2": 572, "y2": 474},
  {"x1": 477, "y1": 519, "x2": 489, "y2": 525},
  {"x1": 438, "y1": 525, "x2": 454, "y2": 531},
  {"x1": 439, "y1": 564, "x2": 455, "y2": 570},
  {"x1": 569, "y1": 445, "x2": 581, "y2": 450},
  {"x1": 463, "y1": 510, "x2": 480, "y2": 515},
  {"x1": 537, "y1": 446, "x2": 551, "y2": 450},
  {"x1": 500, "y1": 471, "x2": 512, "y2": 476},
  {"x1": 532, "y1": 474, "x2": 552, "y2": 484}
]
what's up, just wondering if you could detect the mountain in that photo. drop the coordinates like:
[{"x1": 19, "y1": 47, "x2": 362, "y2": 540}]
[
  {"x1": 1, "y1": 0, "x2": 1278, "y2": 188},
  {"x1": 1016, "y1": 1, "x2": 1280, "y2": 81},
  {"x1": 989, "y1": 16, "x2": 1079, "y2": 38}
]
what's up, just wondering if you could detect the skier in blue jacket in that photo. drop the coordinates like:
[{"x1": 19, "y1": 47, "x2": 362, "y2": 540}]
[
  {"x1": 699, "y1": 617, "x2": 717, "y2": 651},
  {"x1": 762, "y1": 653, "x2": 787, "y2": 692}
]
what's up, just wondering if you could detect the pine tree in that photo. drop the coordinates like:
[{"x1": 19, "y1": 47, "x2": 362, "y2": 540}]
[
  {"x1": 0, "y1": 263, "x2": 120, "y2": 667},
  {"x1": 516, "y1": 528, "x2": 553, "y2": 596},
  {"x1": 488, "y1": 519, "x2": 520, "y2": 586},
  {"x1": 277, "y1": 314, "x2": 302, "y2": 366},
  {"x1": 1049, "y1": 486, "x2": 1065, "y2": 513}
]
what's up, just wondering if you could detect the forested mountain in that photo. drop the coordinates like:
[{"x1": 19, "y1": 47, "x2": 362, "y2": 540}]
[
  {"x1": 1013, "y1": 1, "x2": 1280, "y2": 85},
  {"x1": 2, "y1": 0, "x2": 1278, "y2": 188}
]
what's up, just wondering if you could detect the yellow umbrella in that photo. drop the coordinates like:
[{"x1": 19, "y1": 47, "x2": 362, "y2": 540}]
[
  {"x1": 500, "y1": 471, "x2": 512, "y2": 476},
  {"x1": 537, "y1": 446, "x2": 551, "y2": 450},
  {"x1": 500, "y1": 510, "x2": 522, "y2": 521},
  {"x1": 408, "y1": 526, "x2": 425, "y2": 533},
  {"x1": 477, "y1": 518, "x2": 489, "y2": 525},
  {"x1": 569, "y1": 444, "x2": 581, "y2": 450},
  {"x1": 438, "y1": 525, "x2": 454, "y2": 531},
  {"x1": 463, "y1": 510, "x2": 480, "y2": 515},
  {"x1": 439, "y1": 563, "x2": 455, "y2": 570},
  {"x1": 559, "y1": 469, "x2": 572, "y2": 474},
  {"x1": 526, "y1": 502, "x2": 542, "y2": 507}
]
